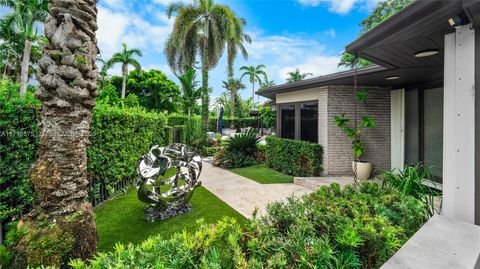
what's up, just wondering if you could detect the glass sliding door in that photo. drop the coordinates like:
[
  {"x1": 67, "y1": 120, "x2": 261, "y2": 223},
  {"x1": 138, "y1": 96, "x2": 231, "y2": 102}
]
[
  {"x1": 280, "y1": 104, "x2": 295, "y2": 139},
  {"x1": 405, "y1": 90, "x2": 420, "y2": 165},
  {"x1": 423, "y1": 88, "x2": 443, "y2": 179},
  {"x1": 301, "y1": 101, "x2": 318, "y2": 143},
  {"x1": 278, "y1": 101, "x2": 318, "y2": 142},
  {"x1": 404, "y1": 88, "x2": 443, "y2": 183}
]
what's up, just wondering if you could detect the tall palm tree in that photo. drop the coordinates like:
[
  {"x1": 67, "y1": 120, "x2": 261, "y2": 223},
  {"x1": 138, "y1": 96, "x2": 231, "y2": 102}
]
[
  {"x1": 105, "y1": 43, "x2": 142, "y2": 99},
  {"x1": 240, "y1": 64, "x2": 267, "y2": 101},
  {"x1": 222, "y1": 78, "x2": 245, "y2": 128},
  {"x1": 226, "y1": 16, "x2": 251, "y2": 80},
  {"x1": 165, "y1": 0, "x2": 235, "y2": 127},
  {"x1": 14, "y1": 1, "x2": 99, "y2": 267},
  {"x1": 1, "y1": 0, "x2": 48, "y2": 98},
  {"x1": 178, "y1": 68, "x2": 202, "y2": 116},
  {"x1": 286, "y1": 68, "x2": 313, "y2": 83}
]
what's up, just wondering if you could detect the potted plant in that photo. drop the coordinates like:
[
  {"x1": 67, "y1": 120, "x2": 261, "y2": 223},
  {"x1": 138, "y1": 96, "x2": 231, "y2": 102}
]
[{"x1": 334, "y1": 88, "x2": 376, "y2": 180}]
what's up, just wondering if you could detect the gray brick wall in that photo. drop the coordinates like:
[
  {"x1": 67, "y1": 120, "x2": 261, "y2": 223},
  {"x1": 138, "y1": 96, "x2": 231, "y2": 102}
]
[{"x1": 326, "y1": 86, "x2": 391, "y2": 176}]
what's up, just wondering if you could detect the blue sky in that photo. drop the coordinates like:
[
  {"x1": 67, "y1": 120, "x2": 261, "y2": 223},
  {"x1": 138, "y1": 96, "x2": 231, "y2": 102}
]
[{"x1": 1, "y1": 0, "x2": 379, "y2": 103}]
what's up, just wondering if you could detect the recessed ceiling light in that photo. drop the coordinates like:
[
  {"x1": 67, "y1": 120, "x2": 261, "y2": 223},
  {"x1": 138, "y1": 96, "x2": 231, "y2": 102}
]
[
  {"x1": 415, "y1": 49, "x2": 439, "y2": 58},
  {"x1": 386, "y1": 76, "x2": 400, "y2": 80}
]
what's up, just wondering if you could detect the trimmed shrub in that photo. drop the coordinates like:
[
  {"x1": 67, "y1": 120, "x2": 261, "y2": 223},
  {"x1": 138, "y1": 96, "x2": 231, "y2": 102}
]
[
  {"x1": 69, "y1": 182, "x2": 428, "y2": 269},
  {"x1": 0, "y1": 80, "x2": 40, "y2": 235},
  {"x1": 87, "y1": 104, "x2": 168, "y2": 186},
  {"x1": 265, "y1": 136, "x2": 323, "y2": 176}
]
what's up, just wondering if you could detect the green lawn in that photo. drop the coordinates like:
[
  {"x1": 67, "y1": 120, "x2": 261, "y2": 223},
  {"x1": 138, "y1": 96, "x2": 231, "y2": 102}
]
[
  {"x1": 94, "y1": 187, "x2": 246, "y2": 252},
  {"x1": 230, "y1": 164, "x2": 294, "y2": 184}
]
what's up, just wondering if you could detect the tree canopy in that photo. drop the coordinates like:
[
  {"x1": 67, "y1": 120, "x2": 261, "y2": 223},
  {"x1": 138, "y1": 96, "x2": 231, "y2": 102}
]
[{"x1": 111, "y1": 69, "x2": 181, "y2": 113}]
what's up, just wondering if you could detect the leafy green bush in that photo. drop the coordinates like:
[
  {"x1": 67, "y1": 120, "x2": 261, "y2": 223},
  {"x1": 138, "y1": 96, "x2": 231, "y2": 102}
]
[
  {"x1": 213, "y1": 148, "x2": 257, "y2": 169},
  {"x1": 382, "y1": 163, "x2": 441, "y2": 217},
  {"x1": 259, "y1": 106, "x2": 276, "y2": 129},
  {"x1": 201, "y1": 146, "x2": 222, "y2": 157},
  {"x1": 214, "y1": 129, "x2": 260, "y2": 168},
  {"x1": 69, "y1": 182, "x2": 427, "y2": 269},
  {"x1": 0, "y1": 80, "x2": 40, "y2": 236},
  {"x1": 265, "y1": 136, "x2": 323, "y2": 176},
  {"x1": 87, "y1": 103, "x2": 168, "y2": 186}
]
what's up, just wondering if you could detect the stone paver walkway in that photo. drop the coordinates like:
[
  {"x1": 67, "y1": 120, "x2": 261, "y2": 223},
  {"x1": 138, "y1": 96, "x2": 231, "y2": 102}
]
[{"x1": 199, "y1": 162, "x2": 312, "y2": 218}]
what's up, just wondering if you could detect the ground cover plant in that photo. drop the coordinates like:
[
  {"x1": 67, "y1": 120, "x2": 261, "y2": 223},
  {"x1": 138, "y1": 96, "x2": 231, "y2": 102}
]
[
  {"x1": 70, "y1": 181, "x2": 428, "y2": 269},
  {"x1": 230, "y1": 164, "x2": 293, "y2": 184}
]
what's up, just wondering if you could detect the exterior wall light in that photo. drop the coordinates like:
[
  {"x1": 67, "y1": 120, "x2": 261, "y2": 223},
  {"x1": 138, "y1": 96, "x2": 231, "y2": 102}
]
[
  {"x1": 386, "y1": 76, "x2": 400, "y2": 80},
  {"x1": 414, "y1": 49, "x2": 439, "y2": 58}
]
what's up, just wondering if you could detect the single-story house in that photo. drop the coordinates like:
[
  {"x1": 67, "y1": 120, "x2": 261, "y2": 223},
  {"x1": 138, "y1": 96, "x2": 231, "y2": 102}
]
[{"x1": 258, "y1": 0, "x2": 480, "y2": 225}]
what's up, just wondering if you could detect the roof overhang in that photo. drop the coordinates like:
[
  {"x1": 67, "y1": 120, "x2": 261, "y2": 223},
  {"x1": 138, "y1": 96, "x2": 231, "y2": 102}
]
[
  {"x1": 346, "y1": 0, "x2": 480, "y2": 69},
  {"x1": 258, "y1": 65, "x2": 443, "y2": 100}
]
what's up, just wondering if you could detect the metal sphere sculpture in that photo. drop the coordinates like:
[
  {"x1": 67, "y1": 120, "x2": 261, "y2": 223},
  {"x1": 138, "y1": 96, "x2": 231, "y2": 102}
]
[{"x1": 136, "y1": 144, "x2": 202, "y2": 212}]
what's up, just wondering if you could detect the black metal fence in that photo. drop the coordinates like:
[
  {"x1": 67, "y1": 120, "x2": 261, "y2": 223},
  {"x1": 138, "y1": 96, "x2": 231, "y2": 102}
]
[{"x1": 88, "y1": 177, "x2": 136, "y2": 208}]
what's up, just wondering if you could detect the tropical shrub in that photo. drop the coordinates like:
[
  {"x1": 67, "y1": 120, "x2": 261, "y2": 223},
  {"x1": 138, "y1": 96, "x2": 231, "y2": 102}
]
[
  {"x1": 255, "y1": 144, "x2": 267, "y2": 163},
  {"x1": 0, "y1": 80, "x2": 39, "y2": 242},
  {"x1": 214, "y1": 129, "x2": 260, "y2": 168},
  {"x1": 259, "y1": 106, "x2": 276, "y2": 129},
  {"x1": 265, "y1": 136, "x2": 323, "y2": 176},
  {"x1": 68, "y1": 182, "x2": 428, "y2": 269},
  {"x1": 382, "y1": 163, "x2": 441, "y2": 217}
]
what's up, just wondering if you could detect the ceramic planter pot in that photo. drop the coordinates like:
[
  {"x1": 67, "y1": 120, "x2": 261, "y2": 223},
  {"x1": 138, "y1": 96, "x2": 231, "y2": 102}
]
[{"x1": 352, "y1": 161, "x2": 373, "y2": 180}]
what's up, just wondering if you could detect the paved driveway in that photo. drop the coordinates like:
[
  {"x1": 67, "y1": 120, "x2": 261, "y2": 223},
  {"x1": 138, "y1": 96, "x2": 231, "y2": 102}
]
[{"x1": 199, "y1": 162, "x2": 312, "y2": 218}]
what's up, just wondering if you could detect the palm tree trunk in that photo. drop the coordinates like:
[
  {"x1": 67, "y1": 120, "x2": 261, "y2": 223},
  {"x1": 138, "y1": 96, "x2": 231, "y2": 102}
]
[
  {"x1": 230, "y1": 90, "x2": 235, "y2": 128},
  {"x1": 252, "y1": 80, "x2": 255, "y2": 101},
  {"x1": 201, "y1": 33, "x2": 209, "y2": 128},
  {"x1": 121, "y1": 64, "x2": 127, "y2": 99},
  {"x1": 14, "y1": 3, "x2": 99, "y2": 267},
  {"x1": 19, "y1": 39, "x2": 32, "y2": 98}
]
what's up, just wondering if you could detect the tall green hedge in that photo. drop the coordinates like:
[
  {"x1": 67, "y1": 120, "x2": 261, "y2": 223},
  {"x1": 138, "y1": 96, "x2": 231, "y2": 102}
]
[
  {"x1": 265, "y1": 136, "x2": 323, "y2": 176},
  {"x1": 0, "y1": 81, "x2": 40, "y2": 227},
  {"x1": 87, "y1": 104, "x2": 168, "y2": 185},
  {"x1": 167, "y1": 113, "x2": 204, "y2": 148}
]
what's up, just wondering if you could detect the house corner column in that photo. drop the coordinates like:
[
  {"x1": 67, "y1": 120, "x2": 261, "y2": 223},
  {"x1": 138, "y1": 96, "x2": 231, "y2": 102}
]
[{"x1": 443, "y1": 25, "x2": 476, "y2": 224}]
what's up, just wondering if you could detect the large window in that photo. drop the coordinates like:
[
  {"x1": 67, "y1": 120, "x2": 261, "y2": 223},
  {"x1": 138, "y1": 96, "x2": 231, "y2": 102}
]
[
  {"x1": 278, "y1": 101, "x2": 318, "y2": 143},
  {"x1": 280, "y1": 104, "x2": 295, "y2": 139},
  {"x1": 405, "y1": 88, "x2": 443, "y2": 182}
]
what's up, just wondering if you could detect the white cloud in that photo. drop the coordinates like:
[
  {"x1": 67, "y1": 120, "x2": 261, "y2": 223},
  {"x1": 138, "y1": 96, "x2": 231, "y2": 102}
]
[
  {"x1": 151, "y1": 0, "x2": 190, "y2": 6},
  {"x1": 237, "y1": 30, "x2": 343, "y2": 84},
  {"x1": 297, "y1": 0, "x2": 381, "y2": 14},
  {"x1": 278, "y1": 55, "x2": 342, "y2": 80},
  {"x1": 96, "y1": 5, "x2": 174, "y2": 58}
]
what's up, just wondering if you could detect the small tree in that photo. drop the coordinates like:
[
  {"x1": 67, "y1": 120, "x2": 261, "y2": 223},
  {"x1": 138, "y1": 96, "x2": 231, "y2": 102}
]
[
  {"x1": 105, "y1": 43, "x2": 142, "y2": 99},
  {"x1": 334, "y1": 88, "x2": 376, "y2": 162}
]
